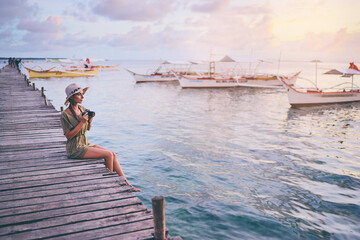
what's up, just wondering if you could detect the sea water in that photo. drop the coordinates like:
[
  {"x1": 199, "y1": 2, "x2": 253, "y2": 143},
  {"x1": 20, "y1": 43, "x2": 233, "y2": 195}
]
[{"x1": 26, "y1": 60, "x2": 360, "y2": 240}]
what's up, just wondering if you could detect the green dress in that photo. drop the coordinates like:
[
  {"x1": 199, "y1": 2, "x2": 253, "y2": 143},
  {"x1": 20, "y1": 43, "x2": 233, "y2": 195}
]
[{"x1": 60, "y1": 105, "x2": 95, "y2": 158}]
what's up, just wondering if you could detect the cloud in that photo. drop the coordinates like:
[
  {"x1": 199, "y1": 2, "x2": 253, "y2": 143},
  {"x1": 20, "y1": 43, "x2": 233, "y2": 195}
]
[
  {"x1": 191, "y1": 0, "x2": 229, "y2": 13},
  {"x1": 276, "y1": 27, "x2": 360, "y2": 61},
  {"x1": 0, "y1": 0, "x2": 38, "y2": 25},
  {"x1": 0, "y1": 29, "x2": 12, "y2": 40},
  {"x1": 231, "y1": 2, "x2": 271, "y2": 15},
  {"x1": 17, "y1": 16, "x2": 64, "y2": 33},
  {"x1": 108, "y1": 26, "x2": 152, "y2": 47},
  {"x1": 92, "y1": 0, "x2": 174, "y2": 21},
  {"x1": 63, "y1": 1, "x2": 98, "y2": 22},
  {"x1": 107, "y1": 25, "x2": 195, "y2": 50},
  {"x1": 13, "y1": 16, "x2": 66, "y2": 51},
  {"x1": 297, "y1": 28, "x2": 349, "y2": 52}
]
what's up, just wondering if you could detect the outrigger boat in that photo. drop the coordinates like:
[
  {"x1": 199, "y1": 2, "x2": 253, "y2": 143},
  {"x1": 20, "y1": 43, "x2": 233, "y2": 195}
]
[
  {"x1": 24, "y1": 66, "x2": 99, "y2": 78},
  {"x1": 92, "y1": 64, "x2": 119, "y2": 71},
  {"x1": 175, "y1": 71, "x2": 300, "y2": 88},
  {"x1": 278, "y1": 62, "x2": 360, "y2": 106},
  {"x1": 125, "y1": 60, "x2": 199, "y2": 83},
  {"x1": 125, "y1": 69, "x2": 177, "y2": 83},
  {"x1": 173, "y1": 55, "x2": 300, "y2": 88},
  {"x1": 67, "y1": 64, "x2": 119, "y2": 71}
]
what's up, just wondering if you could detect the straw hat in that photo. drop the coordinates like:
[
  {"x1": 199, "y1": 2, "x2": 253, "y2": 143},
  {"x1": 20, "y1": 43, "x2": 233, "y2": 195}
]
[{"x1": 64, "y1": 83, "x2": 89, "y2": 105}]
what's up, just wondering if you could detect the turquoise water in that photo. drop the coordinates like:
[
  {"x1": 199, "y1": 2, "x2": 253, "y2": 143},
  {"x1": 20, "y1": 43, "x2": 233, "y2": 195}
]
[{"x1": 27, "y1": 60, "x2": 360, "y2": 240}]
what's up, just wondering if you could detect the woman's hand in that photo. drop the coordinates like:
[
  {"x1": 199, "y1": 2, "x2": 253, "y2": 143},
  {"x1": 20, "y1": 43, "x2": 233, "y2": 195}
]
[
  {"x1": 88, "y1": 115, "x2": 94, "y2": 123},
  {"x1": 81, "y1": 113, "x2": 89, "y2": 123}
]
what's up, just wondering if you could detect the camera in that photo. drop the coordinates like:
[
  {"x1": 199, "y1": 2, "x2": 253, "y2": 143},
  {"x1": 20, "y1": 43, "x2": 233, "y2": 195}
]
[{"x1": 82, "y1": 109, "x2": 95, "y2": 118}]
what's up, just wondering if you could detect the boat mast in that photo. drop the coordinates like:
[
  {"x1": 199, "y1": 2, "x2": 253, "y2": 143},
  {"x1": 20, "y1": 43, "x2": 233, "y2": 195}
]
[
  {"x1": 312, "y1": 60, "x2": 320, "y2": 89},
  {"x1": 249, "y1": 48, "x2": 253, "y2": 75},
  {"x1": 277, "y1": 51, "x2": 282, "y2": 76},
  {"x1": 209, "y1": 48, "x2": 215, "y2": 78}
]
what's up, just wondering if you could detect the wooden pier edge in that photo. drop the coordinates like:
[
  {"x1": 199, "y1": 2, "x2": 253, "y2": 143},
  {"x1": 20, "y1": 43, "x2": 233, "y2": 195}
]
[{"x1": 0, "y1": 64, "x2": 182, "y2": 240}]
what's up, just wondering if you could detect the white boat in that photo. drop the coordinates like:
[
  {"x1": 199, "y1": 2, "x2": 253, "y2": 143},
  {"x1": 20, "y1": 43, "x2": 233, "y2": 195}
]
[
  {"x1": 125, "y1": 61, "x2": 197, "y2": 83},
  {"x1": 176, "y1": 72, "x2": 300, "y2": 88},
  {"x1": 278, "y1": 65, "x2": 360, "y2": 106},
  {"x1": 125, "y1": 69, "x2": 177, "y2": 82}
]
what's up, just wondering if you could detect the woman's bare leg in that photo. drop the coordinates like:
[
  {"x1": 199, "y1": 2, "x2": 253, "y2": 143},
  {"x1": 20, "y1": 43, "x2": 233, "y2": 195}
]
[
  {"x1": 112, "y1": 152, "x2": 141, "y2": 192},
  {"x1": 83, "y1": 147, "x2": 114, "y2": 171},
  {"x1": 92, "y1": 145, "x2": 141, "y2": 192}
]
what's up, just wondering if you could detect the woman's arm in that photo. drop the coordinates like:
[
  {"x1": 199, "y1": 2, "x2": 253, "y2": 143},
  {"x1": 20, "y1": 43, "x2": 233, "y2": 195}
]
[{"x1": 64, "y1": 113, "x2": 89, "y2": 140}]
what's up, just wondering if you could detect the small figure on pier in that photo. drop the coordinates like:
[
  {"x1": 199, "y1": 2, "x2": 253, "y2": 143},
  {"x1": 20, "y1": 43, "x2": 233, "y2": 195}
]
[{"x1": 60, "y1": 83, "x2": 140, "y2": 192}]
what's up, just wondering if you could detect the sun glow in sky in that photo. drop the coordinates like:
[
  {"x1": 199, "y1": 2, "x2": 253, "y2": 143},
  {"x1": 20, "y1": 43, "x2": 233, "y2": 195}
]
[{"x1": 0, "y1": 0, "x2": 359, "y2": 62}]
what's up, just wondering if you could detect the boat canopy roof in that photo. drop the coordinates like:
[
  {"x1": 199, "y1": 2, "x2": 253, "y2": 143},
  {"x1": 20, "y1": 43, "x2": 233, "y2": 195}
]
[
  {"x1": 160, "y1": 60, "x2": 197, "y2": 65},
  {"x1": 324, "y1": 68, "x2": 360, "y2": 75},
  {"x1": 219, "y1": 55, "x2": 236, "y2": 62}
]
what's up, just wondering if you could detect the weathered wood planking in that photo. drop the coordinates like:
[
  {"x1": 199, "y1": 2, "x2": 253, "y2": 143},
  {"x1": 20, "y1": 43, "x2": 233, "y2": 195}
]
[{"x1": 0, "y1": 65, "x2": 155, "y2": 240}]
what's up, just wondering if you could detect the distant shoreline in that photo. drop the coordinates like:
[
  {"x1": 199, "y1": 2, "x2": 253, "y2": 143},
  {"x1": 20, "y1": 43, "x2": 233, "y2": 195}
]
[{"x1": 0, "y1": 57, "x2": 58, "y2": 60}]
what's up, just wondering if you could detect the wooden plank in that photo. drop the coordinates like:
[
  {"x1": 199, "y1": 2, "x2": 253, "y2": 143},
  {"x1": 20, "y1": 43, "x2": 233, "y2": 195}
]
[
  {"x1": 0, "y1": 168, "x2": 109, "y2": 190},
  {"x1": 0, "y1": 211, "x2": 153, "y2": 239},
  {"x1": 48, "y1": 218, "x2": 154, "y2": 240},
  {"x1": 0, "y1": 138, "x2": 66, "y2": 147},
  {"x1": 0, "y1": 190, "x2": 135, "y2": 217},
  {"x1": 0, "y1": 177, "x2": 123, "y2": 202},
  {"x1": 0, "y1": 128, "x2": 63, "y2": 137},
  {"x1": 0, "y1": 174, "x2": 119, "y2": 196},
  {"x1": 0, "y1": 142, "x2": 67, "y2": 153},
  {"x1": 0, "y1": 134, "x2": 64, "y2": 141},
  {"x1": 0, "y1": 162, "x2": 105, "y2": 180},
  {"x1": 101, "y1": 228, "x2": 155, "y2": 240},
  {"x1": 0, "y1": 148, "x2": 66, "y2": 159},
  {"x1": 0, "y1": 198, "x2": 145, "y2": 231},
  {"x1": 0, "y1": 158, "x2": 103, "y2": 170},
  {"x1": 0, "y1": 160, "x2": 105, "y2": 174},
  {"x1": 0, "y1": 185, "x2": 133, "y2": 209}
]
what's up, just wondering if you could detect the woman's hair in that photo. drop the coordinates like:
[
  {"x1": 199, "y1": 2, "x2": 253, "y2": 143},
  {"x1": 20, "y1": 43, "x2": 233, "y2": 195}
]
[
  {"x1": 68, "y1": 96, "x2": 82, "y2": 121},
  {"x1": 68, "y1": 96, "x2": 76, "y2": 107}
]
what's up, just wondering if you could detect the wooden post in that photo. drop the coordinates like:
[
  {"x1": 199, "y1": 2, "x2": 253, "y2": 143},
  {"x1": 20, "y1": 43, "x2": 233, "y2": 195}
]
[
  {"x1": 32, "y1": 83, "x2": 36, "y2": 90},
  {"x1": 44, "y1": 95, "x2": 48, "y2": 106},
  {"x1": 60, "y1": 106, "x2": 64, "y2": 112},
  {"x1": 152, "y1": 196, "x2": 166, "y2": 240},
  {"x1": 41, "y1": 87, "x2": 45, "y2": 96}
]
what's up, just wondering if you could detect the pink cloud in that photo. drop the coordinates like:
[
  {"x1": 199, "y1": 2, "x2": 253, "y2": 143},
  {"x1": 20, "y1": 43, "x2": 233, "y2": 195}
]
[
  {"x1": 108, "y1": 26, "x2": 152, "y2": 48},
  {"x1": 277, "y1": 28, "x2": 360, "y2": 61},
  {"x1": 191, "y1": 0, "x2": 229, "y2": 13},
  {"x1": 300, "y1": 28, "x2": 349, "y2": 52},
  {"x1": 93, "y1": 0, "x2": 173, "y2": 21},
  {"x1": 231, "y1": 3, "x2": 271, "y2": 15},
  {"x1": 17, "y1": 16, "x2": 64, "y2": 33},
  {"x1": 15, "y1": 16, "x2": 66, "y2": 51},
  {"x1": 63, "y1": 2, "x2": 98, "y2": 22}
]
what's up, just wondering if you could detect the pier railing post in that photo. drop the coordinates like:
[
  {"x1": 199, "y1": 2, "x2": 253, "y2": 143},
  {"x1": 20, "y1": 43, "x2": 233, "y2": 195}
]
[
  {"x1": 41, "y1": 87, "x2": 45, "y2": 97},
  {"x1": 32, "y1": 83, "x2": 36, "y2": 90},
  {"x1": 44, "y1": 95, "x2": 48, "y2": 106},
  {"x1": 152, "y1": 196, "x2": 166, "y2": 240}
]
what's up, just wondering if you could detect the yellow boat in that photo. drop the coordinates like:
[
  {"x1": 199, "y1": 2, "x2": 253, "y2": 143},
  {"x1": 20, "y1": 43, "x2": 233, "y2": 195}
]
[{"x1": 24, "y1": 66, "x2": 99, "y2": 78}]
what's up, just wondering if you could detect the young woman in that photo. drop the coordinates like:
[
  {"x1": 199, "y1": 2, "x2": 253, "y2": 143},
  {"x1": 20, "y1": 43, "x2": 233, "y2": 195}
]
[{"x1": 60, "y1": 83, "x2": 140, "y2": 192}]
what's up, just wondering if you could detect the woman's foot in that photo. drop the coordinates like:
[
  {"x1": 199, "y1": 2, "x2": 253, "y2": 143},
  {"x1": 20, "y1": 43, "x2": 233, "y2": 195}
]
[{"x1": 124, "y1": 179, "x2": 141, "y2": 192}]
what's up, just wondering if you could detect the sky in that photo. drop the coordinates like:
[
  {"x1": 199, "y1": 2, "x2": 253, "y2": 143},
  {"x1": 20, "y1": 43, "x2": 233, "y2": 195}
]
[{"x1": 0, "y1": 0, "x2": 359, "y2": 62}]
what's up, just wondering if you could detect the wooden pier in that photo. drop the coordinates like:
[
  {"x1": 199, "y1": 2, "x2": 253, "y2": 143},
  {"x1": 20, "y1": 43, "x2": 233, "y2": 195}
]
[{"x1": 0, "y1": 65, "x2": 172, "y2": 239}]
